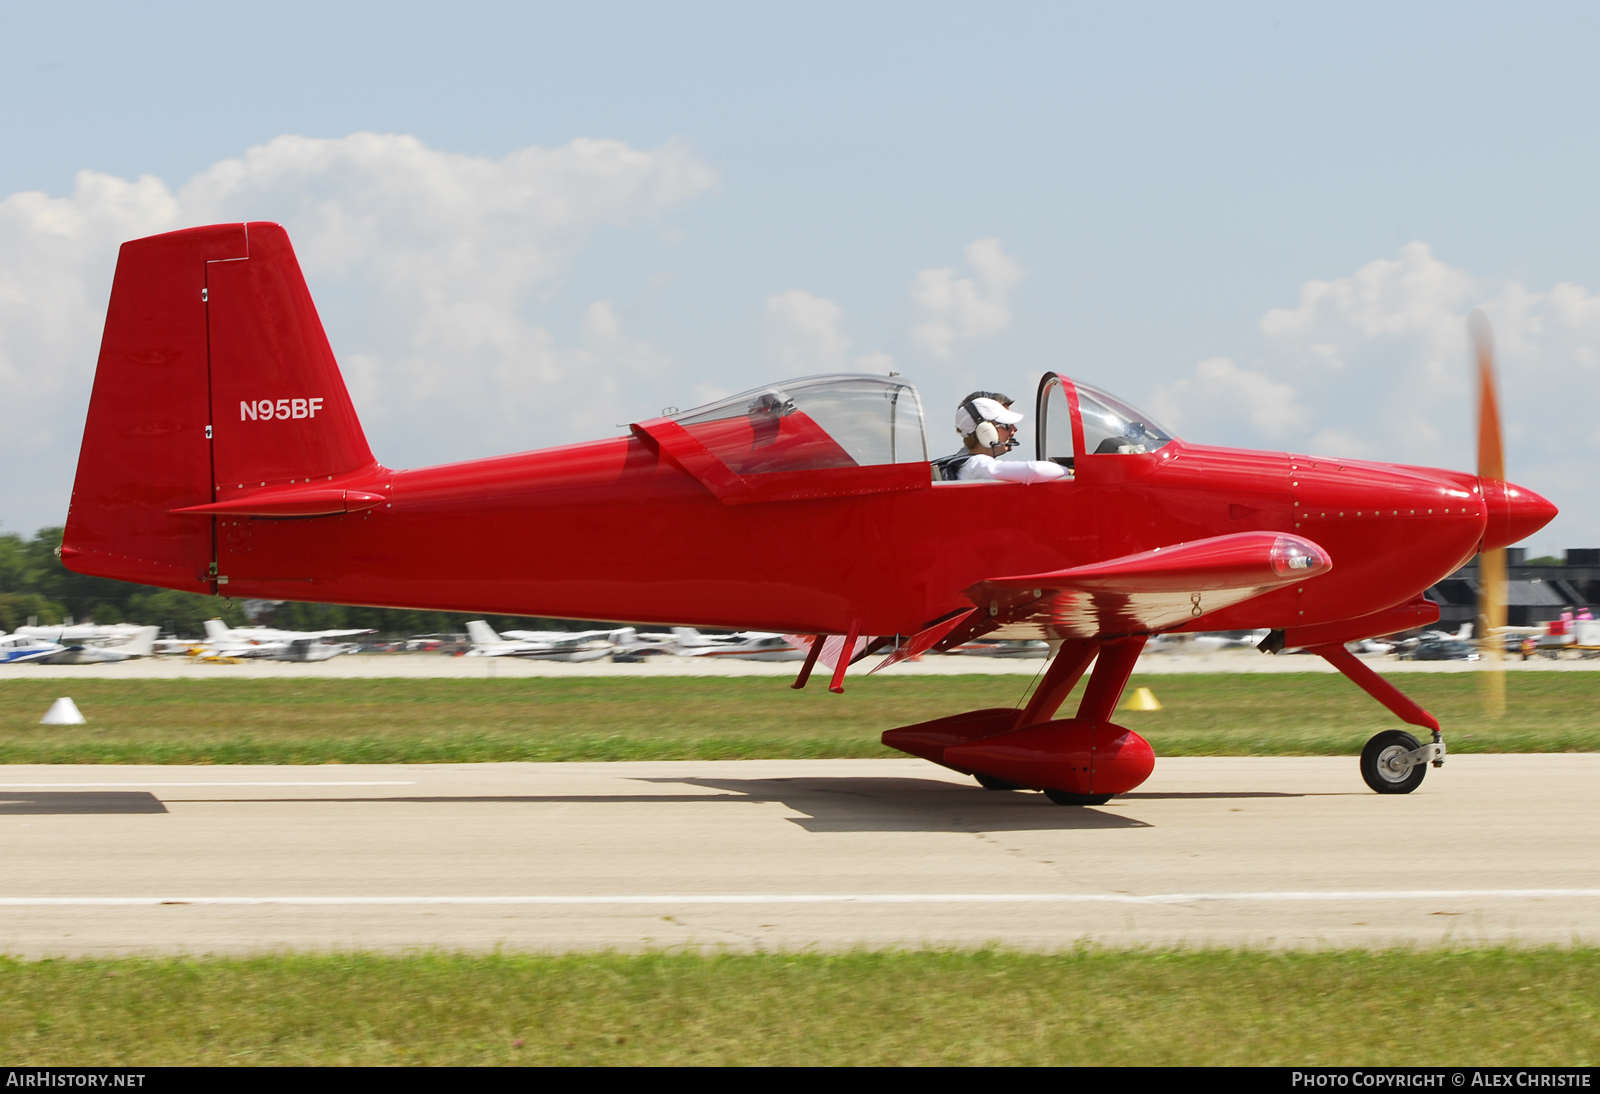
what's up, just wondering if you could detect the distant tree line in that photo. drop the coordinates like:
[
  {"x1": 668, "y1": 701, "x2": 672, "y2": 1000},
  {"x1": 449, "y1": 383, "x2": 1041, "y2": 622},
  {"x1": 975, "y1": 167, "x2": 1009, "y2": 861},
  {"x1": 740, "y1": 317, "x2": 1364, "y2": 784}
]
[{"x1": 0, "y1": 527, "x2": 613, "y2": 639}]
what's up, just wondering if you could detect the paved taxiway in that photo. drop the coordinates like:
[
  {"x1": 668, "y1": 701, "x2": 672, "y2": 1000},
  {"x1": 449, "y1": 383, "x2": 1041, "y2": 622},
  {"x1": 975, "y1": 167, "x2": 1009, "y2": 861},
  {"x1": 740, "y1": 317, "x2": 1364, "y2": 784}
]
[{"x1": 3, "y1": 755, "x2": 1598, "y2": 956}]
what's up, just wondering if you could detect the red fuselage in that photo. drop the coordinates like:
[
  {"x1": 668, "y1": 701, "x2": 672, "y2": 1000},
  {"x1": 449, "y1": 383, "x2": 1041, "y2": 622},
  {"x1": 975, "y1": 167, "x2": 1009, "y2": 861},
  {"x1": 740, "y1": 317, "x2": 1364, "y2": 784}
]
[{"x1": 206, "y1": 435, "x2": 1537, "y2": 638}]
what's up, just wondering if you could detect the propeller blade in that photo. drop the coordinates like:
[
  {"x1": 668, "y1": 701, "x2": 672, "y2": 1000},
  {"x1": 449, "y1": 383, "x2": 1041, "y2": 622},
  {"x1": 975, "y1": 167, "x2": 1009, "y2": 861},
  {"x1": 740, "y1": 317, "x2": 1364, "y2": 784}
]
[
  {"x1": 1479, "y1": 545, "x2": 1506, "y2": 716},
  {"x1": 1473, "y1": 310, "x2": 1505, "y2": 485},
  {"x1": 1470, "y1": 310, "x2": 1506, "y2": 718}
]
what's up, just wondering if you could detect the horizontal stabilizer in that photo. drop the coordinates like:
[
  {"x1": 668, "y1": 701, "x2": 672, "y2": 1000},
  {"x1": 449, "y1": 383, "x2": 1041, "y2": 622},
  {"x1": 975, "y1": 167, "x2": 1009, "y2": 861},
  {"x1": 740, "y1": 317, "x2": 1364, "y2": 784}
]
[{"x1": 172, "y1": 485, "x2": 386, "y2": 518}]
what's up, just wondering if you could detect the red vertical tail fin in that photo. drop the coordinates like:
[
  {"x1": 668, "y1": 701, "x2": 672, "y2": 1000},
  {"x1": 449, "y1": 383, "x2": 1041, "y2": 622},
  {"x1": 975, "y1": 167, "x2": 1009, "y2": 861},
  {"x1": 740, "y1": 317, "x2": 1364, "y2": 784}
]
[{"x1": 62, "y1": 222, "x2": 377, "y2": 592}]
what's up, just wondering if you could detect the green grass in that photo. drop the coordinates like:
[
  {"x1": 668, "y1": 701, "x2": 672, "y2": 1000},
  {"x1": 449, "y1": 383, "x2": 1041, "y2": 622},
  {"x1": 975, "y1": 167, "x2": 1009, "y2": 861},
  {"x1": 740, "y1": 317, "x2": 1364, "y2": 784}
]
[
  {"x1": 0, "y1": 672, "x2": 1595, "y2": 765},
  {"x1": 3, "y1": 948, "x2": 1597, "y2": 1065}
]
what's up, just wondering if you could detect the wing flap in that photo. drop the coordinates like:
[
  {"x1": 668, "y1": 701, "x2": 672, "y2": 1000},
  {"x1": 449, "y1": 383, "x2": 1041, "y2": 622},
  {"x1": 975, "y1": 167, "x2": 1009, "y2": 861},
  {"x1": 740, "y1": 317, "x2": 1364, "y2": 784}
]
[{"x1": 870, "y1": 609, "x2": 976, "y2": 674}]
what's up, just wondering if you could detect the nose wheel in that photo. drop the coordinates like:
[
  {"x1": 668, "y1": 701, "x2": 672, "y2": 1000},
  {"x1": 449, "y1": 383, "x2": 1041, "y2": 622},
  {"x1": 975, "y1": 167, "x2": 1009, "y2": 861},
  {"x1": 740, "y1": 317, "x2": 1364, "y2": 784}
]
[{"x1": 1359, "y1": 730, "x2": 1433, "y2": 794}]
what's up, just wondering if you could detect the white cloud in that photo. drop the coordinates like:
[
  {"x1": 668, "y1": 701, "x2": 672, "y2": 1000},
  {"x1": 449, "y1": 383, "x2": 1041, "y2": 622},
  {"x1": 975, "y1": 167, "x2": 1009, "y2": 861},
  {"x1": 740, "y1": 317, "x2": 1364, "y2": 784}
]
[
  {"x1": 910, "y1": 237, "x2": 1022, "y2": 358},
  {"x1": 765, "y1": 290, "x2": 852, "y2": 372},
  {"x1": 1159, "y1": 242, "x2": 1600, "y2": 552},
  {"x1": 763, "y1": 288, "x2": 895, "y2": 375},
  {"x1": 0, "y1": 132, "x2": 715, "y2": 530},
  {"x1": 1148, "y1": 356, "x2": 1309, "y2": 440},
  {"x1": 0, "y1": 173, "x2": 180, "y2": 456},
  {"x1": 1305, "y1": 428, "x2": 1375, "y2": 460},
  {"x1": 1258, "y1": 241, "x2": 1481, "y2": 400}
]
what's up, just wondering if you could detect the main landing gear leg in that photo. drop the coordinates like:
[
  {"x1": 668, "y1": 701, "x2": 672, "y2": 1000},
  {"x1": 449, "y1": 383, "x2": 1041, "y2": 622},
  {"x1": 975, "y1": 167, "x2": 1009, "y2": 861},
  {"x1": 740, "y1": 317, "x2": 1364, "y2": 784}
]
[
  {"x1": 1041, "y1": 635, "x2": 1148, "y2": 806},
  {"x1": 1019, "y1": 640, "x2": 1099, "y2": 727},
  {"x1": 1310, "y1": 643, "x2": 1447, "y2": 795},
  {"x1": 1074, "y1": 636, "x2": 1148, "y2": 723},
  {"x1": 972, "y1": 642, "x2": 1097, "y2": 793},
  {"x1": 945, "y1": 636, "x2": 1155, "y2": 803}
]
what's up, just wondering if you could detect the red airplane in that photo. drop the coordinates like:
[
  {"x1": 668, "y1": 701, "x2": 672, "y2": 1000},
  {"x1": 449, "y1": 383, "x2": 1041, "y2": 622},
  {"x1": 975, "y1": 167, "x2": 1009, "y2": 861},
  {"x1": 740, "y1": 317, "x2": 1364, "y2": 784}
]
[{"x1": 60, "y1": 223, "x2": 1557, "y2": 803}]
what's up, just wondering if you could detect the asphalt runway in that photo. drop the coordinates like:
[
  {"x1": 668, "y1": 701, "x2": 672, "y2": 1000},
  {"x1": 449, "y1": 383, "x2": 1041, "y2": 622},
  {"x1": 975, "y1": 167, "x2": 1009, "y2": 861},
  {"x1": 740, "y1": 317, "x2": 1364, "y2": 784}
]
[{"x1": 3, "y1": 755, "x2": 1598, "y2": 957}]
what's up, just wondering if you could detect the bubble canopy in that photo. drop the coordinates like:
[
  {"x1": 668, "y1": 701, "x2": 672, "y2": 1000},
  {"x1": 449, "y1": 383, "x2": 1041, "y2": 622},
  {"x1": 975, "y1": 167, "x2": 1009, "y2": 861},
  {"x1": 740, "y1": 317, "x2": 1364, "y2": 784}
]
[
  {"x1": 668, "y1": 375, "x2": 927, "y2": 475},
  {"x1": 1077, "y1": 381, "x2": 1174, "y2": 455},
  {"x1": 1037, "y1": 372, "x2": 1176, "y2": 462}
]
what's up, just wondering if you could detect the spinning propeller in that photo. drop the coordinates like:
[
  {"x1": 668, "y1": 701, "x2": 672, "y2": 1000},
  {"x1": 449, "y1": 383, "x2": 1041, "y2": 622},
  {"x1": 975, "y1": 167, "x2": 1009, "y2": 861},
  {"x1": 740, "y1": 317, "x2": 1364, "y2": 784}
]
[{"x1": 1471, "y1": 310, "x2": 1507, "y2": 717}]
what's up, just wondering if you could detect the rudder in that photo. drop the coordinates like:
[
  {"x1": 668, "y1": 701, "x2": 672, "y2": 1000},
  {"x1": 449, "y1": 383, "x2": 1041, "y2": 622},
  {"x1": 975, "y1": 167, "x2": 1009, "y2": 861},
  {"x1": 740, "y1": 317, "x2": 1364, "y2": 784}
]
[{"x1": 206, "y1": 223, "x2": 374, "y2": 492}]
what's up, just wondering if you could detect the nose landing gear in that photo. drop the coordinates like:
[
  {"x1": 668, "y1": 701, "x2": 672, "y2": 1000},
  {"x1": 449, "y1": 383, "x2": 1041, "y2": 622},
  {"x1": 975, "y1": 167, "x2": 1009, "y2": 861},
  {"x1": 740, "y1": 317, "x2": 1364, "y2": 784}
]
[{"x1": 1359, "y1": 729, "x2": 1447, "y2": 794}]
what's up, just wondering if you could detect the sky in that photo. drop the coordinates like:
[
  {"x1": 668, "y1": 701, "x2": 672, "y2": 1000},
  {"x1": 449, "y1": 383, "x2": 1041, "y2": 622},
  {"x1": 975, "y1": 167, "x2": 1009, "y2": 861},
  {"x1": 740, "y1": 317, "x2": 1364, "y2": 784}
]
[{"x1": 3, "y1": 1, "x2": 1600, "y2": 556}]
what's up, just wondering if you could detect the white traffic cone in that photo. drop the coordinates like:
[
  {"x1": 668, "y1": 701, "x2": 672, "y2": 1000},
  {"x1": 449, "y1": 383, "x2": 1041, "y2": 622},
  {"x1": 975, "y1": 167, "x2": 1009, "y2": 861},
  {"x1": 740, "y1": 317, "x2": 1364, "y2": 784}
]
[{"x1": 40, "y1": 697, "x2": 86, "y2": 725}]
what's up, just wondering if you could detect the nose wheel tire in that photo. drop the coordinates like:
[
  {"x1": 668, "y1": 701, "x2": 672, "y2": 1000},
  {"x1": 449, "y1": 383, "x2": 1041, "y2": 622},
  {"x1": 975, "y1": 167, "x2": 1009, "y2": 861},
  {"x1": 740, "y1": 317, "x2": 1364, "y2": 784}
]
[
  {"x1": 975, "y1": 774, "x2": 1023, "y2": 791},
  {"x1": 1043, "y1": 789, "x2": 1114, "y2": 806},
  {"x1": 1360, "y1": 730, "x2": 1427, "y2": 794}
]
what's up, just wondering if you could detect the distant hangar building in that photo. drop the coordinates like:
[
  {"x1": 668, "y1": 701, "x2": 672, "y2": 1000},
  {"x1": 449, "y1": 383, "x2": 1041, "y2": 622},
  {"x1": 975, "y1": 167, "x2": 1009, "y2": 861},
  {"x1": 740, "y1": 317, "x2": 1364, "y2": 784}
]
[{"x1": 1427, "y1": 549, "x2": 1600, "y2": 630}]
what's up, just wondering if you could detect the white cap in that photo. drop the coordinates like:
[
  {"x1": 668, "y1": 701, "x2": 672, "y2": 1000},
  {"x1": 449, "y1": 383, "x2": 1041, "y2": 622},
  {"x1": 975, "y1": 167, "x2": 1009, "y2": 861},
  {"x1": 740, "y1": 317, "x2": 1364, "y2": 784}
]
[{"x1": 955, "y1": 396, "x2": 1024, "y2": 436}]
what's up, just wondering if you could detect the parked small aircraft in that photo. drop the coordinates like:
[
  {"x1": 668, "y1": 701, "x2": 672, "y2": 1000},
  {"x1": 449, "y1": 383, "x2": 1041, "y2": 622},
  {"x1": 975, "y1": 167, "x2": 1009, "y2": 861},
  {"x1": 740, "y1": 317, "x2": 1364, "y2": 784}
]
[
  {"x1": 5, "y1": 623, "x2": 159, "y2": 663},
  {"x1": 501, "y1": 625, "x2": 676, "y2": 659},
  {"x1": 608, "y1": 628, "x2": 678, "y2": 660},
  {"x1": 672, "y1": 629, "x2": 806, "y2": 661},
  {"x1": 1391, "y1": 624, "x2": 1476, "y2": 657},
  {"x1": 0, "y1": 634, "x2": 68, "y2": 664},
  {"x1": 464, "y1": 620, "x2": 616, "y2": 662},
  {"x1": 59, "y1": 223, "x2": 1558, "y2": 802},
  {"x1": 15, "y1": 622, "x2": 150, "y2": 646},
  {"x1": 37, "y1": 625, "x2": 159, "y2": 664},
  {"x1": 197, "y1": 618, "x2": 372, "y2": 661}
]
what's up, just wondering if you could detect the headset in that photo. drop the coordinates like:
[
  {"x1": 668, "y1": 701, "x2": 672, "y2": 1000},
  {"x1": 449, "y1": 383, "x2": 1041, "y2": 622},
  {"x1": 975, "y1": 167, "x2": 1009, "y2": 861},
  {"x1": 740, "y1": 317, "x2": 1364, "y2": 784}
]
[{"x1": 960, "y1": 391, "x2": 1018, "y2": 453}]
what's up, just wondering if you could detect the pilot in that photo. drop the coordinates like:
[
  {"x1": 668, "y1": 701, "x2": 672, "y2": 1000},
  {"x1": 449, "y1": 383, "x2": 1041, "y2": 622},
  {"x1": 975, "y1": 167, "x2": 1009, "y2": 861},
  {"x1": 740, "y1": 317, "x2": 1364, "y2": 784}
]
[{"x1": 935, "y1": 392, "x2": 1069, "y2": 484}]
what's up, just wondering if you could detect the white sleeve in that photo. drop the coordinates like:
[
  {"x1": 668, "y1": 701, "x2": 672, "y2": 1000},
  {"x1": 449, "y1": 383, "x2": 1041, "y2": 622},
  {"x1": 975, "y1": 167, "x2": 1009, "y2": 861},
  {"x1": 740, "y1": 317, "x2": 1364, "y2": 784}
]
[{"x1": 957, "y1": 455, "x2": 1068, "y2": 484}]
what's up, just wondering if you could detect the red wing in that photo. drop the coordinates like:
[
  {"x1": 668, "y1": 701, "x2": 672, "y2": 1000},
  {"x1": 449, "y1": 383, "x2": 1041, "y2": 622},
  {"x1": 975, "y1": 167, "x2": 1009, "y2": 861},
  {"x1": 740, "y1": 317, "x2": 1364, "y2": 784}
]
[{"x1": 962, "y1": 531, "x2": 1331, "y2": 641}]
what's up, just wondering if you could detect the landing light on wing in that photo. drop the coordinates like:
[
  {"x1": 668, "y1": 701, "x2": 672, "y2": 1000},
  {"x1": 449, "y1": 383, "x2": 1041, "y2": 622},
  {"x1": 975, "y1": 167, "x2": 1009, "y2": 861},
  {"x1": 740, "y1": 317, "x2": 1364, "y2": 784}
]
[{"x1": 1270, "y1": 536, "x2": 1323, "y2": 575}]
